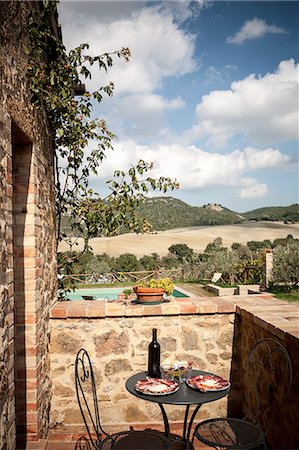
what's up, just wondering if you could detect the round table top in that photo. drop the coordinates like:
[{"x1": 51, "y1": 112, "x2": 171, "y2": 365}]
[{"x1": 126, "y1": 370, "x2": 230, "y2": 406}]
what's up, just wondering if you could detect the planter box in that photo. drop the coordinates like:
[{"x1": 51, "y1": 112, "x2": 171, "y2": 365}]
[
  {"x1": 237, "y1": 285, "x2": 260, "y2": 295},
  {"x1": 205, "y1": 284, "x2": 237, "y2": 296}
]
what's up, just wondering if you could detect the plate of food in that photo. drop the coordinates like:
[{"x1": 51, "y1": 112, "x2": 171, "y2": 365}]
[
  {"x1": 135, "y1": 377, "x2": 180, "y2": 396},
  {"x1": 186, "y1": 374, "x2": 230, "y2": 393}
]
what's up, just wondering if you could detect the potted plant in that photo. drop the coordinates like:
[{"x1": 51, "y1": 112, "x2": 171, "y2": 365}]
[{"x1": 133, "y1": 278, "x2": 174, "y2": 304}]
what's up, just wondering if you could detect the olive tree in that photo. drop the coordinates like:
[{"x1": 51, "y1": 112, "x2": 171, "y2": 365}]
[
  {"x1": 168, "y1": 243, "x2": 194, "y2": 262},
  {"x1": 271, "y1": 243, "x2": 299, "y2": 287}
]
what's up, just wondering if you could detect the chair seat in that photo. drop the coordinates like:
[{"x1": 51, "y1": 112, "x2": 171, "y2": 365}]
[
  {"x1": 102, "y1": 430, "x2": 171, "y2": 450},
  {"x1": 194, "y1": 418, "x2": 264, "y2": 449}
]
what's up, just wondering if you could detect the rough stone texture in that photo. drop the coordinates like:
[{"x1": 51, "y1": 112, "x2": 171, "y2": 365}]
[
  {"x1": 94, "y1": 330, "x2": 129, "y2": 357},
  {"x1": 182, "y1": 326, "x2": 199, "y2": 350},
  {"x1": 0, "y1": 2, "x2": 56, "y2": 446},
  {"x1": 48, "y1": 295, "x2": 298, "y2": 447},
  {"x1": 49, "y1": 314, "x2": 234, "y2": 428},
  {"x1": 229, "y1": 314, "x2": 299, "y2": 449}
]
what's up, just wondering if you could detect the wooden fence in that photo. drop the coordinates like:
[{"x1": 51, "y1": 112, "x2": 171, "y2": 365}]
[
  {"x1": 60, "y1": 265, "x2": 264, "y2": 288},
  {"x1": 61, "y1": 268, "x2": 183, "y2": 287}
]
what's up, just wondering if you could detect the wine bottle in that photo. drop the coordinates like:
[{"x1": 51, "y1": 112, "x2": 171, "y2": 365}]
[{"x1": 147, "y1": 328, "x2": 161, "y2": 378}]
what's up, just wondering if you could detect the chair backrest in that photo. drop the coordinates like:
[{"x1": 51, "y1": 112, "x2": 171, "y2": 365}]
[
  {"x1": 245, "y1": 338, "x2": 292, "y2": 434},
  {"x1": 211, "y1": 272, "x2": 222, "y2": 283},
  {"x1": 75, "y1": 436, "x2": 92, "y2": 449},
  {"x1": 75, "y1": 349, "x2": 109, "y2": 449}
]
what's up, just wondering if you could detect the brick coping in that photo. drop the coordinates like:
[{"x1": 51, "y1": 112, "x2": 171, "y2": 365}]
[{"x1": 50, "y1": 292, "x2": 299, "y2": 340}]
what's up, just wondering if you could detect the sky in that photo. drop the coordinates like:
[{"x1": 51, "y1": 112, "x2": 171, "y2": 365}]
[{"x1": 58, "y1": 0, "x2": 298, "y2": 212}]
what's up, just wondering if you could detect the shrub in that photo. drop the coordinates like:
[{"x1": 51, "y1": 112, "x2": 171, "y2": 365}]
[{"x1": 271, "y1": 243, "x2": 299, "y2": 287}]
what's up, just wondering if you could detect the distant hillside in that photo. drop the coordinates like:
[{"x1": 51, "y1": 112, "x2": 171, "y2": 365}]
[
  {"x1": 61, "y1": 198, "x2": 298, "y2": 236},
  {"x1": 243, "y1": 204, "x2": 299, "y2": 222},
  {"x1": 137, "y1": 197, "x2": 244, "y2": 230}
]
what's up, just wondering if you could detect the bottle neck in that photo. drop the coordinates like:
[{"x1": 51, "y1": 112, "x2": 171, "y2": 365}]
[{"x1": 152, "y1": 328, "x2": 157, "y2": 341}]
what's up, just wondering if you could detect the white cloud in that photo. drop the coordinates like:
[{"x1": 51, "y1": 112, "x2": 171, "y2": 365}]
[
  {"x1": 158, "y1": 0, "x2": 212, "y2": 24},
  {"x1": 239, "y1": 184, "x2": 268, "y2": 199},
  {"x1": 121, "y1": 93, "x2": 185, "y2": 114},
  {"x1": 59, "y1": 3, "x2": 197, "y2": 95},
  {"x1": 227, "y1": 17, "x2": 288, "y2": 44},
  {"x1": 192, "y1": 59, "x2": 299, "y2": 146},
  {"x1": 89, "y1": 140, "x2": 292, "y2": 201},
  {"x1": 101, "y1": 93, "x2": 185, "y2": 140},
  {"x1": 59, "y1": 1, "x2": 196, "y2": 141},
  {"x1": 205, "y1": 64, "x2": 238, "y2": 84}
]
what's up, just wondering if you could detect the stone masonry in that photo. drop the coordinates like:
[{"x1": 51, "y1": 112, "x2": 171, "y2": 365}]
[
  {"x1": 0, "y1": 2, "x2": 57, "y2": 447},
  {"x1": 49, "y1": 294, "x2": 299, "y2": 449},
  {"x1": 49, "y1": 313, "x2": 234, "y2": 429}
]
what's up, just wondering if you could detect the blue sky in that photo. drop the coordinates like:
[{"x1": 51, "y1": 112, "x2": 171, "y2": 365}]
[{"x1": 58, "y1": 1, "x2": 298, "y2": 212}]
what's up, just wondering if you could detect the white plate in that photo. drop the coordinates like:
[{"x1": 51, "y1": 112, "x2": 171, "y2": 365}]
[
  {"x1": 186, "y1": 375, "x2": 230, "y2": 392},
  {"x1": 135, "y1": 379, "x2": 180, "y2": 396}
]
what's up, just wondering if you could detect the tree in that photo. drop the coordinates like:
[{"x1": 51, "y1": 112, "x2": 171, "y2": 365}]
[
  {"x1": 231, "y1": 243, "x2": 253, "y2": 260},
  {"x1": 113, "y1": 253, "x2": 140, "y2": 272},
  {"x1": 271, "y1": 243, "x2": 299, "y2": 287},
  {"x1": 168, "y1": 243, "x2": 194, "y2": 262},
  {"x1": 247, "y1": 239, "x2": 272, "y2": 251},
  {"x1": 272, "y1": 235, "x2": 298, "y2": 248},
  {"x1": 161, "y1": 255, "x2": 180, "y2": 270},
  {"x1": 84, "y1": 257, "x2": 111, "y2": 275},
  {"x1": 204, "y1": 237, "x2": 224, "y2": 254},
  {"x1": 27, "y1": 2, "x2": 178, "y2": 292},
  {"x1": 139, "y1": 255, "x2": 160, "y2": 271}
]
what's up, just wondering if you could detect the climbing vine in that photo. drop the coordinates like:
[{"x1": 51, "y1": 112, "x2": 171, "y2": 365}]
[{"x1": 26, "y1": 0, "x2": 179, "y2": 263}]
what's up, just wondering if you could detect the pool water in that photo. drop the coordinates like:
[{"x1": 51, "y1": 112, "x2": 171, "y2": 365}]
[
  {"x1": 67, "y1": 287, "x2": 189, "y2": 301},
  {"x1": 172, "y1": 289, "x2": 189, "y2": 298}
]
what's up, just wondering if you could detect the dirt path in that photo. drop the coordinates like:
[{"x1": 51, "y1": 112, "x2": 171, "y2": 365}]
[{"x1": 59, "y1": 221, "x2": 299, "y2": 257}]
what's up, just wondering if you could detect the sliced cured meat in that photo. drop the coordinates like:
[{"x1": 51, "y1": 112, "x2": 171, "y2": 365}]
[
  {"x1": 187, "y1": 374, "x2": 230, "y2": 393},
  {"x1": 135, "y1": 378, "x2": 179, "y2": 395}
]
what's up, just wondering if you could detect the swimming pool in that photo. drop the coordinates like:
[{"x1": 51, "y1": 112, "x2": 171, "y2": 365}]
[{"x1": 67, "y1": 287, "x2": 189, "y2": 301}]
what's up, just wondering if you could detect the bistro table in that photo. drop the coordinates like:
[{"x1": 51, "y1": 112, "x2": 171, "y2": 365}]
[{"x1": 126, "y1": 370, "x2": 230, "y2": 449}]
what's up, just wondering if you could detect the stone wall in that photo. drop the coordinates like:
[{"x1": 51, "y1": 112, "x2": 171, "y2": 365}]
[
  {"x1": 0, "y1": 112, "x2": 14, "y2": 450},
  {"x1": 49, "y1": 313, "x2": 234, "y2": 430},
  {"x1": 48, "y1": 295, "x2": 299, "y2": 447},
  {"x1": 0, "y1": 2, "x2": 56, "y2": 447},
  {"x1": 229, "y1": 312, "x2": 299, "y2": 449}
]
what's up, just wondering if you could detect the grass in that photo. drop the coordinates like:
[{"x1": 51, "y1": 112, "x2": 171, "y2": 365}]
[{"x1": 269, "y1": 286, "x2": 299, "y2": 303}]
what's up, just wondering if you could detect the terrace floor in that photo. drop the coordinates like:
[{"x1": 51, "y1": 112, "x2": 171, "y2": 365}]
[{"x1": 26, "y1": 424, "x2": 210, "y2": 449}]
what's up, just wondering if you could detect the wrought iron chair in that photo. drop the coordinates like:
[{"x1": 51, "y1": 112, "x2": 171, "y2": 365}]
[
  {"x1": 75, "y1": 349, "x2": 171, "y2": 450},
  {"x1": 192, "y1": 338, "x2": 292, "y2": 449},
  {"x1": 75, "y1": 436, "x2": 92, "y2": 449}
]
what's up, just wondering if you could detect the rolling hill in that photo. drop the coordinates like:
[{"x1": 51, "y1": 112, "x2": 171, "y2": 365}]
[
  {"x1": 137, "y1": 197, "x2": 244, "y2": 230},
  {"x1": 242, "y1": 204, "x2": 299, "y2": 222},
  {"x1": 61, "y1": 197, "x2": 299, "y2": 236}
]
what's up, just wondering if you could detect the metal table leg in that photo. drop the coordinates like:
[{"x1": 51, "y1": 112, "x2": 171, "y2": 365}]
[
  {"x1": 182, "y1": 405, "x2": 190, "y2": 441},
  {"x1": 186, "y1": 404, "x2": 201, "y2": 449},
  {"x1": 159, "y1": 402, "x2": 202, "y2": 450},
  {"x1": 158, "y1": 403, "x2": 171, "y2": 439}
]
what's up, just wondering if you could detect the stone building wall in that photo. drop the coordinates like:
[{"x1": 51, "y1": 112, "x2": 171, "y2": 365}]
[
  {"x1": 0, "y1": 113, "x2": 14, "y2": 450},
  {"x1": 229, "y1": 312, "x2": 299, "y2": 449},
  {"x1": 0, "y1": 2, "x2": 57, "y2": 447},
  {"x1": 49, "y1": 314, "x2": 234, "y2": 429}
]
